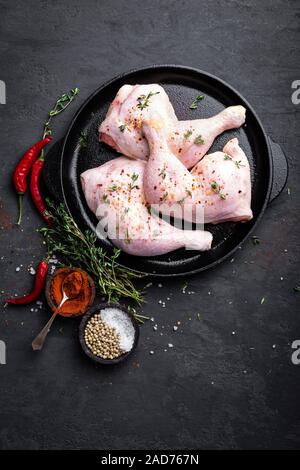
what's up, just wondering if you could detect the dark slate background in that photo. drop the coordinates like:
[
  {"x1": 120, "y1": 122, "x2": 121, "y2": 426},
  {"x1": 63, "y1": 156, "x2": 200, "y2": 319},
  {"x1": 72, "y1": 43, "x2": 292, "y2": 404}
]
[{"x1": 0, "y1": 0, "x2": 299, "y2": 450}]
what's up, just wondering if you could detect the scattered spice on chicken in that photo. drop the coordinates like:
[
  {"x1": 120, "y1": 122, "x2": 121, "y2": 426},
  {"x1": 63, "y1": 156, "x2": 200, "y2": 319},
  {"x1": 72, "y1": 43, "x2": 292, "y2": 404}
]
[
  {"x1": 129, "y1": 172, "x2": 139, "y2": 190},
  {"x1": 235, "y1": 160, "x2": 245, "y2": 169},
  {"x1": 194, "y1": 135, "x2": 205, "y2": 145},
  {"x1": 119, "y1": 124, "x2": 126, "y2": 132},
  {"x1": 210, "y1": 181, "x2": 226, "y2": 200},
  {"x1": 137, "y1": 91, "x2": 160, "y2": 110},
  {"x1": 159, "y1": 165, "x2": 167, "y2": 179},
  {"x1": 224, "y1": 154, "x2": 244, "y2": 169},
  {"x1": 184, "y1": 129, "x2": 193, "y2": 139}
]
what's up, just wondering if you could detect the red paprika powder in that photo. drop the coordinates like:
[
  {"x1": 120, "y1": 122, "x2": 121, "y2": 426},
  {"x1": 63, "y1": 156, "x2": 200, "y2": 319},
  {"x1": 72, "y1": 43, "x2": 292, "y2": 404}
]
[{"x1": 47, "y1": 267, "x2": 95, "y2": 317}]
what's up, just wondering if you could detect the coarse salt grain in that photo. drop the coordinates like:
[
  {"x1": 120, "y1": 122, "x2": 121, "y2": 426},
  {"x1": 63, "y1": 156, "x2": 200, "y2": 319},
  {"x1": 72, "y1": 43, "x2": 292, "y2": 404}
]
[{"x1": 100, "y1": 308, "x2": 135, "y2": 353}]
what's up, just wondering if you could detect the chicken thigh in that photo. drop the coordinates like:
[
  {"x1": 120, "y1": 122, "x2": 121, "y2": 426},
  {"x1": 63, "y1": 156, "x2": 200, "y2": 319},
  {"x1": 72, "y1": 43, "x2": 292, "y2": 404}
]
[
  {"x1": 81, "y1": 157, "x2": 212, "y2": 256},
  {"x1": 99, "y1": 84, "x2": 177, "y2": 161},
  {"x1": 142, "y1": 115, "x2": 252, "y2": 224},
  {"x1": 191, "y1": 138, "x2": 253, "y2": 223},
  {"x1": 99, "y1": 84, "x2": 246, "y2": 168}
]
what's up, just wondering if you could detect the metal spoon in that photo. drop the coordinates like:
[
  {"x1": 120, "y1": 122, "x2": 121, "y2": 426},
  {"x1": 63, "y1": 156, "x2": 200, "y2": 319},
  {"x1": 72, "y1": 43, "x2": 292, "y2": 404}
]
[{"x1": 32, "y1": 271, "x2": 83, "y2": 351}]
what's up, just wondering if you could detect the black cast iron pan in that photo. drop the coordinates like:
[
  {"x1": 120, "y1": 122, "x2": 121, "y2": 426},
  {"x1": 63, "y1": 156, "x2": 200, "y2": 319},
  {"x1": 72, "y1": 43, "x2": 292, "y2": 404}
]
[{"x1": 45, "y1": 65, "x2": 288, "y2": 277}]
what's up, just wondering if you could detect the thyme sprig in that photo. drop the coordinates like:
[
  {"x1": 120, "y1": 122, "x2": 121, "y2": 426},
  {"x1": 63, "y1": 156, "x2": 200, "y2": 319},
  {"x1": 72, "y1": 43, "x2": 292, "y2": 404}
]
[
  {"x1": 79, "y1": 130, "x2": 88, "y2": 148},
  {"x1": 41, "y1": 201, "x2": 144, "y2": 304},
  {"x1": 184, "y1": 129, "x2": 193, "y2": 139},
  {"x1": 129, "y1": 172, "x2": 139, "y2": 190},
  {"x1": 224, "y1": 154, "x2": 245, "y2": 169},
  {"x1": 40, "y1": 88, "x2": 80, "y2": 161},
  {"x1": 137, "y1": 91, "x2": 160, "y2": 110},
  {"x1": 43, "y1": 88, "x2": 80, "y2": 139},
  {"x1": 194, "y1": 135, "x2": 205, "y2": 145},
  {"x1": 189, "y1": 95, "x2": 204, "y2": 110},
  {"x1": 211, "y1": 181, "x2": 226, "y2": 200},
  {"x1": 159, "y1": 164, "x2": 167, "y2": 179}
]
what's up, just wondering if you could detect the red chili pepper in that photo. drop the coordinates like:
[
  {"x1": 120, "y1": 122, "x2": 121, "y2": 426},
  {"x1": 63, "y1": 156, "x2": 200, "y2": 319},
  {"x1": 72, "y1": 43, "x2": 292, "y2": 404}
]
[
  {"x1": 30, "y1": 156, "x2": 52, "y2": 225},
  {"x1": 13, "y1": 137, "x2": 51, "y2": 225},
  {"x1": 4, "y1": 260, "x2": 49, "y2": 305}
]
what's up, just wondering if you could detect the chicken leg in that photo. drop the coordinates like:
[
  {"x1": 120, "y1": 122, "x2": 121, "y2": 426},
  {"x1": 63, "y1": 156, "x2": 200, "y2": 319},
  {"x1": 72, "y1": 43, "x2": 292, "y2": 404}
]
[
  {"x1": 99, "y1": 84, "x2": 246, "y2": 168},
  {"x1": 142, "y1": 115, "x2": 252, "y2": 224},
  {"x1": 81, "y1": 157, "x2": 212, "y2": 256}
]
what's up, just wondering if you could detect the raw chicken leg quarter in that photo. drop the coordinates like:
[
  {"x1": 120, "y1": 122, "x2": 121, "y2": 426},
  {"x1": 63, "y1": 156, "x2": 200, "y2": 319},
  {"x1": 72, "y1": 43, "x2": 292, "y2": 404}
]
[
  {"x1": 81, "y1": 157, "x2": 213, "y2": 257},
  {"x1": 80, "y1": 83, "x2": 252, "y2": 257},
  {"x1": 99, "y1": 84, "x2": 246, "y2": 168},
  {"x1": 142, "y1": 115, "x2": 253, "y2": 225}
]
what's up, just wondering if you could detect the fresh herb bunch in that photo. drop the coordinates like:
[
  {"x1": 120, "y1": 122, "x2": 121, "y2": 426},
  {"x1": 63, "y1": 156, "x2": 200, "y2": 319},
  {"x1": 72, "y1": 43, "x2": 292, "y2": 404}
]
[{"x1": 41, "y1": 201, "x2": 144, "y2": 305}]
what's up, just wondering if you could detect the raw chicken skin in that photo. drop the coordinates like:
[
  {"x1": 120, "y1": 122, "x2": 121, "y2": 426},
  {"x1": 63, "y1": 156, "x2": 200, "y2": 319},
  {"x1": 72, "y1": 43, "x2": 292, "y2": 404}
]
[
  {"x1": 99, "y1": 84, "x2": 177, "y2": 161},
  {"x1": 80, "y1": 157, "x2": 212, "y2": 257},
  {"x1": 172, "y1": 106, "x2": 246, "y2": 169},
  {"x1": 99, "y1": 84, "x2": 246, "y2": 168},
  {"x1": 142, "y1": 116, "x2": 252, "y2": 224},
  {"x1": 191, "y1": 138, "x2": 253, "y2": 223}
]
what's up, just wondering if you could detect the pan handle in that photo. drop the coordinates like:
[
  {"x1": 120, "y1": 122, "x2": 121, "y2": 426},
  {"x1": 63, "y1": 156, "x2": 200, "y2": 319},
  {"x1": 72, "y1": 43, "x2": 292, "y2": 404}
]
[{"x1": 268, "y1": 137, "x2": 289, "y2": 203}]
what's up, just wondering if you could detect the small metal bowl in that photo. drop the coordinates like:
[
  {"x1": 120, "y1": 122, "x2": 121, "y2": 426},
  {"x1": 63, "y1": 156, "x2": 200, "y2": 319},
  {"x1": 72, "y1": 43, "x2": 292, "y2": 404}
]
[
  {"x1": 46, "y1": 267, "x2": 95, "y2": 317},
  {"x1": 79, "y1": 303, "x2": 140, "y2": 365}
]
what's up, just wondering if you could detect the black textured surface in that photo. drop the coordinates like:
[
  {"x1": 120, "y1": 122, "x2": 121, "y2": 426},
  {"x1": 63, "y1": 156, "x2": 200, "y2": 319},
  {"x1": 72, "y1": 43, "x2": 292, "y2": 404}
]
[{"x1": 0, "y1": 0, "x2": 299, "y2": 450}]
